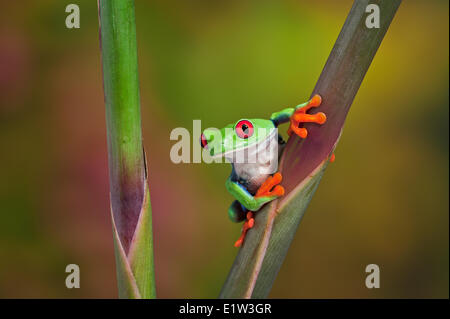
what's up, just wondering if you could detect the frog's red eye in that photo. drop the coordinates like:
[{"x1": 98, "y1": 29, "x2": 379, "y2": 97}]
[
  {"x1": 235, "y1": 120, "x2": 254, "y2": 139},
  {"x1": 200, "y1": 133, "x2": 208, "y2": 149}
]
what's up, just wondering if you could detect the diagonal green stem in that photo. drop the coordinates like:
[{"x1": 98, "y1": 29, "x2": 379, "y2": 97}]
[
  {"x1": 98, "y1": 0, "x2": 156, "y2": 298},
  {"x1": 220, "y1": 0, "x2": 401, "y2": 299}
]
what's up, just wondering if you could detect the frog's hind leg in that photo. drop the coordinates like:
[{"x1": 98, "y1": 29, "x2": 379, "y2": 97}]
[
  {"x1": 234, "y1": 212, "x2": 255, "y2": 248},
  {"x1": 234, "y1": 173, "x2": 285, "y2": 248},
  {"x1": 229, "y1": 201, "x2": 255, "y2": 248},
  {"x1": 228, "y1": 200, "x2": 247, "y2": 223}
]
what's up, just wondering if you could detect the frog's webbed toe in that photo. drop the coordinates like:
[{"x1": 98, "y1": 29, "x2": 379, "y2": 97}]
[{"x1": 255, "y1": 172, "x2": 285, "y2": 198}]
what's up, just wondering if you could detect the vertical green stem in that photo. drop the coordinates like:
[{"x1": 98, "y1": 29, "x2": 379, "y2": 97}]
[{"x1": 98, "y1": 0, "x2": 156, "y2": 298}]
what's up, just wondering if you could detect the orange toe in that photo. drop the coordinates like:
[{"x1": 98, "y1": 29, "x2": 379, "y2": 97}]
[
  {"x1": 299, "y1": 128, "x2": 308, "y2": 138},
  {"x1": 309, "y1": 94, "x2": 322, "y2": 107},
  {"x1": 316, "y1": 112, "x2": 326, "y2": 124},
  {"x1": 255, "y1": 173, "x2": 284, "y2": 198},
  {"x1": 289, "y1": 124, "x2": 308, "y2": 139},
  {"x1": 270, "y1": 185, "x2": 284, "y2": 197},
  {"x1": 330, "y1": 153, "x2": 335, "y2": 163},
  {"x1": 272, "y1": 172, "x2": 282, "y2": 184}
]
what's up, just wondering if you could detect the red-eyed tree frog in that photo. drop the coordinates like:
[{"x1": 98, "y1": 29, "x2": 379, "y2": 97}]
[{"x1": 201, "y1": 95, "x2": 326, "y2": 247}]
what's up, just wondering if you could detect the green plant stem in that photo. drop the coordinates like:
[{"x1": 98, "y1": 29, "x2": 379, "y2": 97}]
[
  {"x1": 98, "y1": 0, "x2": 156, "y2": 298},
  {"x1": 220, "y1": 0, "x2": 401, "y2": 299}
]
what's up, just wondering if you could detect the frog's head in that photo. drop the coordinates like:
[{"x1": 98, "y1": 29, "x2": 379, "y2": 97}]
[{"x1": 200, "y1": 118, "x2": 276, "y2": 158}]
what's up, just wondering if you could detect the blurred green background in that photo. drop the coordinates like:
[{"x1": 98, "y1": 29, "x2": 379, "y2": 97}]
[{"x1": 0, "y1": 0, "x2": 448, "y2": 298}]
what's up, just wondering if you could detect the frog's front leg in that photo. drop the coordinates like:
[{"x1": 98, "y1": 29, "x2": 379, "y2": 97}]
[
  {"x1": 270, "y1": 94, "x2": 326, "y2": 138},
  {"x1": 227, "y1": 173, "x2": 284, "y2": 247},
  {"x1": 225, "y1": 174, "x2": 284, "y2": 212},
  {"x1": 288, "y1": 94, "x2": 326, "y2": 138}
]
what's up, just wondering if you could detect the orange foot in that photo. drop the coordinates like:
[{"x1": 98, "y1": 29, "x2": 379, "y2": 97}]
[
  {"x1": 288, "y1": 94, "x2": 326, "y2": 138},
  {"x1": 255, "y1": 172, "x2": 285, "y2": 198},
  {"x1": 234, "y1": 173, "x2": 285, "y2": 248},
  {"x1": 234, "y1": 212, "x2": 255, "y2": 247},
  {"x1": 330, "y1": 153, "x2": 336, "y2": 163}
]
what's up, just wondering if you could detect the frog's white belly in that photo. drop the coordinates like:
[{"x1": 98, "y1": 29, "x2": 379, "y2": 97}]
[{"x1": 225, "y1": 130, "x2": 279, "y2": 194}]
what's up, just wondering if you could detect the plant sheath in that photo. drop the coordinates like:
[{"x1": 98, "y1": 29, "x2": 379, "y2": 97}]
[{"x1": 98, "y1": 0, "x2": 156, "y2": 298}]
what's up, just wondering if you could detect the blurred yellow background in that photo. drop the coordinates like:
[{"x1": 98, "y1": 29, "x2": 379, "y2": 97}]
[{"x1": 0, "y1": 0, "x2": 448, "y2": 298}]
